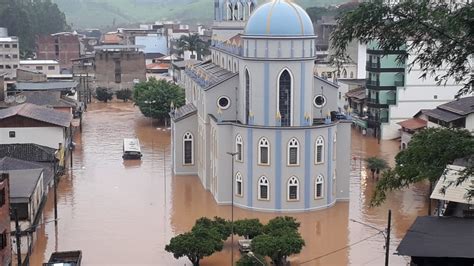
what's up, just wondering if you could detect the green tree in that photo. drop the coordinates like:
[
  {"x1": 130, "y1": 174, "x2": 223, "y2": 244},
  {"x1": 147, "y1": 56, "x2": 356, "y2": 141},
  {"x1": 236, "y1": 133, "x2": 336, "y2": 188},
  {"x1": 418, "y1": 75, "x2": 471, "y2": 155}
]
[
  {"x1": 372, "y1": 128, "x2": 474, "y2": 206},
  {"x1": 365, "y1": 157, "x2": 388, "y2": 179},
  {"x1": 165, "y1": 225, "x2": 224, "y2": 266},
  {"x1": 95, "y1": 87, "x2": 113, "y2": 103},
  {"x1": 236, "y1": 252, "x2": 267, "y2": 266},
  {"x1": 331, "y1": 0, "x2": 473, "y2": 96},
  {"x1": 116, "y1": 88, "x2": 132, "y2": 102},
  {"x1": 251, "y1": 217, "x2": 305, "y2": 266},
  {"x1": 193, "y1": 217, "x2": 231, "y2": 241},
  {"x1": 234, "y1": 219, "x2": 264, "y2": 239},
  {"x1": 133, "y1": 78, "x2": 185, "y2": 122},
  {"x1": 176, "y1": 34, "x2": 206, "y2": 59}
]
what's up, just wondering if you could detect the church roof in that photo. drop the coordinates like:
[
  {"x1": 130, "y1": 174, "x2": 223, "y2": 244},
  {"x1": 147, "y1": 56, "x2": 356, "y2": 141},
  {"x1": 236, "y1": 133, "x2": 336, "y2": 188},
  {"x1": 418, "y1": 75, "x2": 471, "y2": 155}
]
[
  {"x1": 170, "y1": 103, "x2": 197, "y2": 122},
  {"x1": 185, "y1": 61, "x2": 237, "y2": 90},
  {"x1": 245, "y1": 0, "x2": 314, "y2": 36}
]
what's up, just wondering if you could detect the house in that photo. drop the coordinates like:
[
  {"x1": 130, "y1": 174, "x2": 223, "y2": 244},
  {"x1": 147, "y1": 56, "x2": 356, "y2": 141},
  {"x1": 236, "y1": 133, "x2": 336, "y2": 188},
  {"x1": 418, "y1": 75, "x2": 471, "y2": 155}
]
[
  {"x1": 170, "y1": 0, "x2": 351, "y2": 212},
  {"x1": 19, "y1": 60, "x2": 60, "y2": 77},
  {"x1": 170, "y1": 59, "x2": 201, "y2": 84},
  {"x1": 397, "y1": 118, "x2": 427, "y2": 149},
  {"x1": 397, "y1": 216, "x2": 474, "y2": 266},
  {"x1": 6, "y1": 168, "x2": 44, "y2": 261},
  {"x1": 36, "y1": 33, "x2": 81, "y2": 71},
  {"x1": 16, "y1": 68, "x2": 47, "y2": 83},
  {"x1": 0, "y1": 173, "x2": 12, "y2": 266},
  {"x1": 0, "y1": 27, "x2": 20, "y2": 80},
  {"x1": 0, "y1": 103, "x2": 73, "y2": 150},
  {"x1": 430, "y1": 162, "x2": 473, "y2": 218},
  {"x1": 418, "y1": 96, "x2": 474, "y2": 130},
  {"x1": 93, "y1": 45, "x2": 146, "y2": 91},
  {"x1": 0, "y1": 143, "x2": 64, "y2": 169}
]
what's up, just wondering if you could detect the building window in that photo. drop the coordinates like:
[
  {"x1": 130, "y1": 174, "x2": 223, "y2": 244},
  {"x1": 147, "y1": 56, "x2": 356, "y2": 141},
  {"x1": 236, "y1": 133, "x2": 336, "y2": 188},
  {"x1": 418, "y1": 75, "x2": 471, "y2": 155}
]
[
  {"x1": 287, "y1": 137, "x2": 299, "y2": 165},
  {"x1": 350, "y1": 71, "x2": 354, "y2": 78},
  {"x1": 245, "y1": 69, "x2": 251, "y2": 124},
  {"x1": 36, "y1": 66, "x2": 43, "y2": 70},
  {"x1": 9, "y1": 131, "x2": 15, "y2": 138},
  {"x1": 235, "y1": 172, "x2": 243, "y2": 196},
  {"x1": 258, "y1": 137, "x2": 270, "y2": 165},
  {"x1": 287, "y1": 176, "x2": 299, "y2": 201},
  {"x1": 333, "y1": 170, "x2": 337, "y2": 196},
  {"x1": 217, "y1": 96, "x2": 231, "y2": 110},
  {"x1": 434, "y1": 95, "x2": 438, "y2": 99},
  {"x1": 0, "y1": 188, "x2": 5, "y2": 207},
  {"x1": 4, "y1": 44, "x2": 9, "y2": 48},
  {"x1": 0, "y1": 230, "x2": 6, "y2": 250},
  {"x1": 314, "y1": 95, "x2": 326, "y2": 108},
  {"x1": 333, "y1": 133, "x2": 337, "y2": 161},
  {"x1": 0, "y1": 65, "x2": 3, "y2": 69},
  {"x1": 315, "y1": 136, "x2": 324, "y2": 164},
  {"x1": 279, "y1": 69, "x2": 292, "y2": 126},
  {"x1": 235, "y1": 134, "x2": 243, "y2": 162},
  {"x1": 183, "y1": 132, "x2": 194, "y2": 165},
  {"x1": 343, "y1": 69, "x2": 347, "y2": 78},
  {"x1": 12, "y1": 44, "x2": 17, "y2": 48},
  {"x1": 48, "y1": 66, "x2": 55, "y2": 70},
  {"x1": 13, "y1": 54, "x2": 18, "y2": 58},
  {"x1": 258, "y1": 176, "x2": 269, "y2": 200},
  {"x1": 315, "y1": 175, "x2": 324, "y2": 199},
  {"x1": 339, "y1": 92, "x2": 342, "y2": 100}
]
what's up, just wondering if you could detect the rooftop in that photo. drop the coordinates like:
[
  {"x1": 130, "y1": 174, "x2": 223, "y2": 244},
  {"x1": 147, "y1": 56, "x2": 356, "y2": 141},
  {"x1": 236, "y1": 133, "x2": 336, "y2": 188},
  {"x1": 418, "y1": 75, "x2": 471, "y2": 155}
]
[
  {"x1": 172, "y1": 59, "x2": 201, "y2": 69},
  {"x1": 430, "y1": 164, "x2": 473, "y2": 205},
  {"x1": 94, "y1": 45, "x2": 145, "y2": 50},
  {"x1": 397, "y1": 118, "x2": 427, "y2": 131},
  {"x1": 185, "y1": 61, "x2": 237, "y2": 90},
  {"x1": 170, "y1": 103, "x2": 197, "y2": 122},
  {"x1": 0, "y1": 91, "x2": 77, "y2": 109},
  {"x1": 437, "y1": 96, "x2": 474, "y2": 116},
  {"x1": 397, "y1": 216, "x2": 474, "y2": 258},
  {"x1": 345, "y1": 88, "x2": 366, "y2": 101},
  {"x1": 16, "y1": 81, "x2": 78, "y2": 91},
  {"x1": 0, "y1": 157, "x2": 53, "y2": 191},
  {"x1": 6, "y1": 169, "x2": 43, "y2": 201},
  {"x1": 0, "y1": 143, "x2": 57, "y2": 162},
  {"x1": 0, "y1": 103, "x2": 73, "y2": 127},
  {"x1": 423, "y1": 108, "x2": 463, "y2": 122}
]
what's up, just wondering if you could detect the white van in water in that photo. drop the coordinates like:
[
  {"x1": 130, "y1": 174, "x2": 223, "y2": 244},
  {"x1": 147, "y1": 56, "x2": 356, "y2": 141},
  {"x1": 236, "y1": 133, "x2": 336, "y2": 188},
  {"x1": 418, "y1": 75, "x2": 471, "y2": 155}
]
[{"x1": 123, "y1": 138, "x2": 142, "y2": 159}]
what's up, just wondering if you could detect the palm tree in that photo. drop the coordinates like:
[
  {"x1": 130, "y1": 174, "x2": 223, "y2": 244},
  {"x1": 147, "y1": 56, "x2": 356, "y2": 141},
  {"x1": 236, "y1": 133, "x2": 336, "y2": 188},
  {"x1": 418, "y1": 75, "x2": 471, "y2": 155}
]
[
  {"x1": 365, "y1": 157, "x2": 388, "y2": 179},
  {"x1": 176, "y1": 34, "x2": 205, "y2": 59}
]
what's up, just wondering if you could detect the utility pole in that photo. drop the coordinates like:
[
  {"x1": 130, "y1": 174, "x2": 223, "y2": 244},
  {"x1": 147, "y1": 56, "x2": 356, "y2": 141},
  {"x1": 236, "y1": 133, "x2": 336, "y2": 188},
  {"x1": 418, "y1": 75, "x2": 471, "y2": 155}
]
[
  {"x1": 53, "y1": 152, "x2": 58, "y2": 225},
  {"x1": 385, "y1": 209, "x2": 392, "y2": 266},
  {"x1": 14, "y1": 208, "x2": 21, "y2": 266}
]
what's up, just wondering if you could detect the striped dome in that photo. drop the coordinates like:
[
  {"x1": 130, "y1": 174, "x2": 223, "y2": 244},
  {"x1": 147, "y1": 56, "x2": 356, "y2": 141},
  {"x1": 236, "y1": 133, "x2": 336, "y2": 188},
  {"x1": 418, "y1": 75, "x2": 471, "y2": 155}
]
[{"x1": 244, "y1": 0, "x2": 314, "y2": 36}]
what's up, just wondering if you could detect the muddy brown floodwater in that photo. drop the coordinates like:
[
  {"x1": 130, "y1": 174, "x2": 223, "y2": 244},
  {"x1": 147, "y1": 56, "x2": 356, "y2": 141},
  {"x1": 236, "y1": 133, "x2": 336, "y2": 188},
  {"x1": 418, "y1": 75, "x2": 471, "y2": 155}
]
[{"x1": 29, "y1": 102, "x2": 429, "y2": 266}]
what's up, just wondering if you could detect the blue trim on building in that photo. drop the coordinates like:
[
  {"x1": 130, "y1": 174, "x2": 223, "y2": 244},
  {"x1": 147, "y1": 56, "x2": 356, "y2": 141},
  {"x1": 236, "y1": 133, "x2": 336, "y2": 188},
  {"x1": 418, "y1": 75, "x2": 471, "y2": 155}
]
[
  {"x1": 327, "y1": 127, "x2": 333, "y2": 204},
  {"x1": 304, "y1": 129, "x2": 311, "y2": 209},
  {"x1": 247, "y1": 128, "x2": 254, "y2": 207},
  {"x1": 300, "y1": 62, "x2": 305, "y2": 125},
  {"x1": 264, "y1": 62, "x2": 270, "y2": 126},
  {"x1": 275, "y1": 130, "x2": 282, "y2": 210}
]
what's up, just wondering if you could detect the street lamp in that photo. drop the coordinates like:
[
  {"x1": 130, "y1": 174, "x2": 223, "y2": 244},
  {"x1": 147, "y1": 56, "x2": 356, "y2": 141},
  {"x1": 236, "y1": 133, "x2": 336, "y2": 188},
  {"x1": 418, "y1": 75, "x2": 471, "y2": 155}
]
[
  {"x1": 226, "y1": 151, "x2": 238, "y2": 266},
  {"x1": 248, "y1": 252, "x2": 265, "y2": 266}
]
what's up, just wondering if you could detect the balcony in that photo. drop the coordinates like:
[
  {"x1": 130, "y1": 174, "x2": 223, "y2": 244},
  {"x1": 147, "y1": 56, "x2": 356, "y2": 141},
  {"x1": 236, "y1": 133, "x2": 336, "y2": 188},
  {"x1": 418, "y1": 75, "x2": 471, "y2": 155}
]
[
  {"x1": 368, "y1": 115, "x2": 389, "y2": 124},
  {"x1": 386, "y1": 99, "x2": 396, "y2": 105},
  {"x1": 366, "y1": 80, "x2": 379, "y2": 86},
  {"x1": 366, "y1": 61, "x2": 380, "y2": 70},
  {"x1": 394, "y1": 80, "x2": 404, "y2": 87}
]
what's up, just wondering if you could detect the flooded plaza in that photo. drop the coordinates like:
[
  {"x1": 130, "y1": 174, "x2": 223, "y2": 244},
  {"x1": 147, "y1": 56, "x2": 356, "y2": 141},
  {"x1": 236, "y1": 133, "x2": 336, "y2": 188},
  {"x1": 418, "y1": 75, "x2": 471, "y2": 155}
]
[{"x1": 29, "y1": 102, "x2": 429, "y2": 265}]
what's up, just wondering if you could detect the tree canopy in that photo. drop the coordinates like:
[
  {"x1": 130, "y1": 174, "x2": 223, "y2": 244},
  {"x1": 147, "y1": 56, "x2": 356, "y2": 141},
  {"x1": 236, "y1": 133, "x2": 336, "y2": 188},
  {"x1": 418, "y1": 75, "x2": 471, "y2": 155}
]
[
  {"x1": 193, "y1": 217, "x2": 231, "y2": 241},
  {"x1": 331, "y1": 0, "x2": 474, "y2": 95},
  {"x1": 365, "y1": 157, "x2": 388, "y2": 179},
  {"x1": 372, "y1": 127, "x2": 474, "y2": 205},
  {"x1": 175, "y1": 34, "x2": 209, "y2": 59},
  {"x1": 234, "y1": 219, "x2": 264, "y2": 239},
  {"x1": 0, "y1": 0, "x2": 70, "y2": 57},
  {"x1": 251, "y1": 216, "x2": 305, "y2": 266},
  {"x1": 95, "y1": 87, "x2": 113, "y2": 103},
  {"x1": 133, "y1": 78, "x2": 185, "y2": 121}
]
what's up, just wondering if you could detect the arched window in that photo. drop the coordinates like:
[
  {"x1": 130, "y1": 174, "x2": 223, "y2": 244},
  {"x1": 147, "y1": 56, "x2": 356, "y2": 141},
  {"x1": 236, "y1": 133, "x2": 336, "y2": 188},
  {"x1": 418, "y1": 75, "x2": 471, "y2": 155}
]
[
  {"x1": 315, "y1": 136, "x2": 324, "y2": 164},
  {"x1": 235, "y1": 134, "x2": 243, "y2": 162},
  {"x1": 258, "y1": 137, "x2": 270, "y2": 165},
  {"x1": 236, "y1": 172, "x2": 243, "y2": 196},
  {"x1": 233, "y1": 4, "x2": 238, "y2": 20},
  {"x1": 238, "y1": 1, "x2": 244, "y2": 20},
  {"x1": 227, "y1": 1, "x2": 233, "y2": 20},
  {"x1": 258, "y1": 176, "x2": 269, "y2": 200},
  {"x1": 250, "y1": 2, "x2": 255, "y2": 13},
  {"x1": 278, "y1": 69, "x2": 292, "y2": 126},
  {"x1": 287, "y1": 138, "x2": 299, "y2": 165},
  {"x1": 333, "y1": 133, "x2": 337, "y2": 161},
  {"x1": 342, "y1": 69, "x2": 347, "y2": 78},
  {"x1": 287, "y1": 176, "x2": 299, "y2": 201},
  {"x1": 315, "y1": 175, "x2": 324, "y2": 199},
  {"x1": 234, "y1": 62, "x2": 237, "y2": 72},
  {"x1": 228, "y1": 60, "x2": 231, "y2": 70},
  {"x1": 333, "y1": 170, "x2": 337, "y2": 196},
  {"x1": 183, "y1": 132, "x2": 194, "y2": 165},
  {"x1": 222, "y1": 57, "x2": 225, "y2": 67},
  {"x1": 245, "y1": 69, "x2": 251, "y2": 124},
  {"x1": 350, "y1": 71, "x2": 354, "y2": 78}
]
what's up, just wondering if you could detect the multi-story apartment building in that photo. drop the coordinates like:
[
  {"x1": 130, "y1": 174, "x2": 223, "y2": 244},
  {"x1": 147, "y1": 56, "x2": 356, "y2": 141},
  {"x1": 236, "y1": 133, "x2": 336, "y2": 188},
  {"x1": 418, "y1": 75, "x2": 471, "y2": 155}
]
[
  {"x1": 0, "y1": 27, "x2": 20, "y2": 80},
  {"x1": 36, "y1": 32, "x2": 81, "y2": 71},
  {"x1": 0, "y1": 173, "x2": 12, "y2": 266},
  {"x1": 20, "y1": 60, "x2": 60, "y2": 77}
]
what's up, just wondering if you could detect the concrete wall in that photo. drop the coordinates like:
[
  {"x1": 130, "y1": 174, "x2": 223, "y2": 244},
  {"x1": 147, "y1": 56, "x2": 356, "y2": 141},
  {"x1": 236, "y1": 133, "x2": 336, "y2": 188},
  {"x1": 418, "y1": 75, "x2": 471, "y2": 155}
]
[
  {"x1": 136, "y1": 35, "x2": 168, "y2": 55},
  {"x1": 36, "y1": 35, "x2": 80, "y2": 70},
  {"x1": 313, "y1": 77, "x2": 338, "y2": 119},
  {"x1": 20, "y1": 62, "x2": 60, "y2": 76},
  {"x1": 0, "y1": 175, "x2": 11, "y2": 266},
  {"x1": 0, "y1": 127, "x2": 65, "y2": 148},
  {"x1": 0, "y1": 37, "x2": 20, "y2": 79},
  {"x1": 172, "y1": 114, "x2": 198, "y2": 175}
]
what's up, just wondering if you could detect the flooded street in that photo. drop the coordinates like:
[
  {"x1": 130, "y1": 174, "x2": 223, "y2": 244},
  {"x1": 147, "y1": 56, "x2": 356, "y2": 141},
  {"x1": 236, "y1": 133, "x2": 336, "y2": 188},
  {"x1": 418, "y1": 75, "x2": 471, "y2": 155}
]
[{"x1": 30, "y1": 102, "x2": 428, "y2": 265}]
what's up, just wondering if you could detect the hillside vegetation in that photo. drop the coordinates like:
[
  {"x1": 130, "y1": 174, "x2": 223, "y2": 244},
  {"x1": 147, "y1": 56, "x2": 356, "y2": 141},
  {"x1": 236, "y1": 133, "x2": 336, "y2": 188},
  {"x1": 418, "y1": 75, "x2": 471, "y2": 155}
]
[{"x1": 53, "y1": 0, "x2": 348, "y2": 29}]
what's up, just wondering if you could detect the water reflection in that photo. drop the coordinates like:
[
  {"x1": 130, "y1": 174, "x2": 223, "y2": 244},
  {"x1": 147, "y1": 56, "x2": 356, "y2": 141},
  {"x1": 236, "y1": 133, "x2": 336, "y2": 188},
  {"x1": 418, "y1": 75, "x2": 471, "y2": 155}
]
[{"x1": 29, "y1": 102, "x2": 427, "y2": 265}]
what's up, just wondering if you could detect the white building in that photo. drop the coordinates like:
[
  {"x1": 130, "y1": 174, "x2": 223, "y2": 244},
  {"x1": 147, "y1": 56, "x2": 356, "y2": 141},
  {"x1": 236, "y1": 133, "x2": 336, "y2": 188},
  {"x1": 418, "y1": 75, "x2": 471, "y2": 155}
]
[
  {"x1": 19, "y1": 60, "x2": 60, "y2": 76},
  {"x1": 0, "y1": 28, "x2": 20, "y2": 80},
  {"x1": 170, "y1": 0, "x2": 351, "y2": 212}
]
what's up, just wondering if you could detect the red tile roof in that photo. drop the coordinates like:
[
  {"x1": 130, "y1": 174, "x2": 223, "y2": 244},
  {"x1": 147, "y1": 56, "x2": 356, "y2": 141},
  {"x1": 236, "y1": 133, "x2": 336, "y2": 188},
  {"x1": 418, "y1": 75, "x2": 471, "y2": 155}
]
[{"x1": 397, "y1": 118, "x2": 427, "y2": 130}]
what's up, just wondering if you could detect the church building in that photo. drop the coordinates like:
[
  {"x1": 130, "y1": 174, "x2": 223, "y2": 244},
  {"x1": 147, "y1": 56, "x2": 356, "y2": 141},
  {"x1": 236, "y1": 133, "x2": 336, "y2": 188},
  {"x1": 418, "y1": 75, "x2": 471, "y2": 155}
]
[{"x1": 171, "y1": 0, "x2": 351, "y2": 212}]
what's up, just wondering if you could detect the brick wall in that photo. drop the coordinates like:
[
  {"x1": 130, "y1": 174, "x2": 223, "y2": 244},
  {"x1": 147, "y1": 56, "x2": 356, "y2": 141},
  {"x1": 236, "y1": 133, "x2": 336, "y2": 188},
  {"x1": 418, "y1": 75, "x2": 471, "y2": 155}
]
[
  {"x1": 36, "y1": 35, "x2": 81, "y2": 70},
  {"x1": 0, "y1": 174, "x2": 12, "y2": 266}
]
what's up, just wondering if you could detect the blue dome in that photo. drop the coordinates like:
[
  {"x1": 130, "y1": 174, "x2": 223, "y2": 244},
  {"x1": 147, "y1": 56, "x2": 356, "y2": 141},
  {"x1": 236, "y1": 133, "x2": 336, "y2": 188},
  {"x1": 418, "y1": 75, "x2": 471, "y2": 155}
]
[{"x1": 244, "y1": 0, "x2": 314, "y2": 36}]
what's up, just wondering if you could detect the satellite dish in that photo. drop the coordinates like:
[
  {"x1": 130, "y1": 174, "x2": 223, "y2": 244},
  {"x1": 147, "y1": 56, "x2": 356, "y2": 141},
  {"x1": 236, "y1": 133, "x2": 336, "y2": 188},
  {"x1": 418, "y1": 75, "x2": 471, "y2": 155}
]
[
  {"x1": 4, "y1": 96, "x2": 15, "y2": 104},
  {"x1": 15, "y1": 95, "x2": 27, "y2": 104}
]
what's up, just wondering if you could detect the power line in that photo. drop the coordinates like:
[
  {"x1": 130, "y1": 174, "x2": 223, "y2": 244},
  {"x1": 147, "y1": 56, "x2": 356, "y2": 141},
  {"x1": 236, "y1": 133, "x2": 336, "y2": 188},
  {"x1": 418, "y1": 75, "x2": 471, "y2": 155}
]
[{"x1": 299, "y1": 231, "x2": 384, "y2": 265}]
